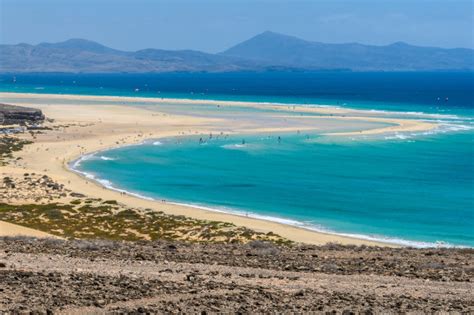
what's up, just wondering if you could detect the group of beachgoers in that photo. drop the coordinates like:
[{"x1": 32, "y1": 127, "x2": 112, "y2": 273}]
[
  {"x1": 198, "y1": 135, "x2": 283, "y2": 145},
  {"x1": 194, "y1": 129, "x2": 313, "y2": 147}
]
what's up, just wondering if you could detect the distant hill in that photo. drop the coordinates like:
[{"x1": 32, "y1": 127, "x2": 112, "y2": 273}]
[
  {"x1": 0, "y1": 39, "x2": 259, "y2": 73},
  {"x1": 221, "y1": 31, "x2": 474, "y2": 71},
  {"x1": 1, "y1": 33, "x2": 472, "y2": 73}
]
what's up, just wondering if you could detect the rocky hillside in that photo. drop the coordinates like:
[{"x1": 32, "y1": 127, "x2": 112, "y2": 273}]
[{"x1": 0, "y1": 103, "x2": 45, "y2": 125}]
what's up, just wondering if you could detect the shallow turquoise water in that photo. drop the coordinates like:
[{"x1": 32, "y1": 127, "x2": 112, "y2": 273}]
[{"x1": 76, "y1": 132, "x2": 474, "y2": 247}]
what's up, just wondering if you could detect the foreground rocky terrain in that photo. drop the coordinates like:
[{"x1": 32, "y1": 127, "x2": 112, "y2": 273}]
[{"x1": 1, "y1": 237, "x2": 473, "y2": 314}]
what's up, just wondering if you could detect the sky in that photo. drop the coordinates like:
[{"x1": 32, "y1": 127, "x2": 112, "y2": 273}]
[{"x1": 0, "y1": 0, "x2": 472, "y2": 52}]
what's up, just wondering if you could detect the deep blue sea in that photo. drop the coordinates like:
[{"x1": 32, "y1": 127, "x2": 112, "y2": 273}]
[
  {"x1": 1, "y1": 72, "x2": 473, "y2": 247},
  {"x1": 1, "y1": 72, "x2": 473, "y2": 115}
]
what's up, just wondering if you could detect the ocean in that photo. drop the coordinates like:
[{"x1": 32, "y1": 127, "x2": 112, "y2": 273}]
[{"x1": 1, "y1": 72, "x2": 473, "y2": 247}]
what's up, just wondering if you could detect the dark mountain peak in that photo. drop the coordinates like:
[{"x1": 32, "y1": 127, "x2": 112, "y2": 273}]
[
  {"x1": 221, "y1": 31, "x2": 312, "y2": 61},
  {"x1": 221, "y1": 31, "x2": 473, "y2": 71},
  {"x1": 247, "y1": 31, "x2": 306, "y2": 43},
  {"x1": 15, "y1": 43, "x2": 33, "y2": 48},
  {"x1": 389, "y1": 41, "x2": 412, "y2": 48},
  {"x1": 257, "y1": 30, "x2": 287, "y2": 38},
  {"x1": 60, "y1": 38, "x2": 100, "y2": 45},
  {"x1": 37, "y1": 38, "x2": 120, "y2": 54}
]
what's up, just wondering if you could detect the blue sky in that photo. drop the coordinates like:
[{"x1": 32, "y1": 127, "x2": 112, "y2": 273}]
[{"x1": 1, "y1": 0, "x2": 472, "y2": 52}]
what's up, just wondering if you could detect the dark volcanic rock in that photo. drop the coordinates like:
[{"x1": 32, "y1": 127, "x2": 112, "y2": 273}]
[{"x1": 0, "y1": 103, "x2": 45, "y2": 125}]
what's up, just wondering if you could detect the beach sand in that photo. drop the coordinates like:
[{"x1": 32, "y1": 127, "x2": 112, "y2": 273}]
[
  {"x1": 0, "y1": 220, "x2": 60, "y2": 238},
  {"x1": 0, "y1": 92, "x2": 439, "y2": 245}
]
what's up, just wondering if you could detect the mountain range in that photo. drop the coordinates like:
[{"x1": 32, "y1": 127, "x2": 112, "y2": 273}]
[{"x1": 1, "y1": 31, "x2": 472, "y2": 73}]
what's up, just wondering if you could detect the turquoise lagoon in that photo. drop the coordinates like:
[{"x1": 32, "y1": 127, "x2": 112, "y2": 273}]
[
  {"x1": 2, "y1": 72, "x2": 473, "y2": 247},
  {"x1": 73, "y1": 131, "x2": 474, "y2": 247}
]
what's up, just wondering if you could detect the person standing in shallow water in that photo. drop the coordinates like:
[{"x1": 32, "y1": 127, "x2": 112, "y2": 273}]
[{"x1": 278, "y1": 136, "x2": 281, "y2": 144}]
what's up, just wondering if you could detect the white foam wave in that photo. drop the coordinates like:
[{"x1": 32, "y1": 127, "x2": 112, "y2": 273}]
[
  {"x1": 99, "y1": 156, "x2": 116, "y2": 161},
  {"x1": 167, "y1": 201, "x2": 466, "y2": 248},
  {"x1": 222, "y1": 143, "x2": 246, "y2": 149},
  {"x1": 384, "y1": 133, "x2": 410, "y2": 140},
  {"x1": 381, "y1": 121, "x2": 473, "y2": 141},
  {"x1": 70, "y1": 153, "x2": 95, "y2": 168},
  {"x1": 71, "y1": 154, "x2": 116, "y2": 165},
  {"x1": 438, "y1": 123, "x2": 474, "y2": 132},
  {"x1": 69, "y1": 161, "x2": 154, "y2": 201},
  {"x1": 367, "y1": 109, "x2": 464, "y2": 120},
  {"x1": 152, "y1": 141, "x2": 163, "y2": 146}
]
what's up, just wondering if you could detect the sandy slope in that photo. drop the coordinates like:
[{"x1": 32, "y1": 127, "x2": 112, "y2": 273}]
[{"x1": 0, "y1": 221, "x2": 59, "y2": 238}]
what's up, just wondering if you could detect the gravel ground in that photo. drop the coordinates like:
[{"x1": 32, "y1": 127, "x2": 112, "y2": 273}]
[{"x1": 1, "y1": 237, "x2": 473, "y2": 314}]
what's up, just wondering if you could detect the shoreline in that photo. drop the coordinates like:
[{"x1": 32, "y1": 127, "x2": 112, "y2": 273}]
[
  {"x1": 0, "y1": 92, "x2": 445, "y2": 246},
  {"x1": 63, "y1": 133, "x2": 394, "y2": 247},
  {"x1": 68, "y1": 135, "x2": 461, "y2": 249}
]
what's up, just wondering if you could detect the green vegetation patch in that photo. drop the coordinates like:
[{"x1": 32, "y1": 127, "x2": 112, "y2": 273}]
[
  {"x1": 0, "y1": 202, "x2": 292, "y2": 245},
  {"x1": 0, "y1": 136, "x2": 33, "y2": 165}
]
